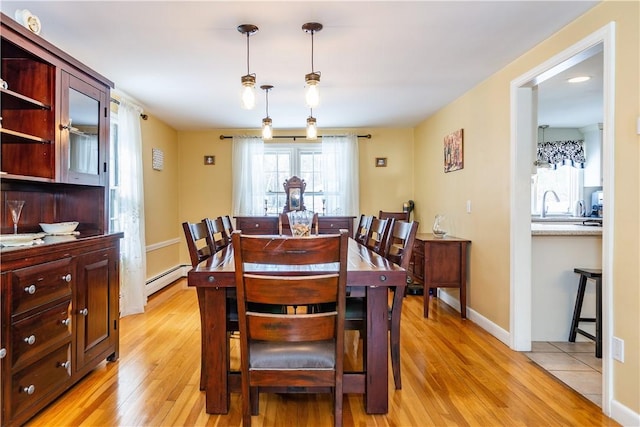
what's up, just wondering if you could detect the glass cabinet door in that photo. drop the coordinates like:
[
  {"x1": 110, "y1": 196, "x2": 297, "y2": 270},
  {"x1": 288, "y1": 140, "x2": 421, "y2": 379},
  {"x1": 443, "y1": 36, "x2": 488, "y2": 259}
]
[{"x1": 60, "y1": 71, "x2": 108, "y2": 186}]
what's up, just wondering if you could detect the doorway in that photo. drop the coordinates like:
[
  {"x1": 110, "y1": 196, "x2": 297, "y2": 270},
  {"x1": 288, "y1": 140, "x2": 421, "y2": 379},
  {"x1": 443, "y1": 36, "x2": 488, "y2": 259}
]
[{"x1": 509, "y1": 23, "x2": 615, "y2": 414}]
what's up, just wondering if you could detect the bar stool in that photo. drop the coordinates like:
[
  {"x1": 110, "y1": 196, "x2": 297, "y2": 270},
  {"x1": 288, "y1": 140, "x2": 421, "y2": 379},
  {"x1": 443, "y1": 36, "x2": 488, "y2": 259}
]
[{"x1": 568, "y1": 268, "x2": 602, "y2": 358}]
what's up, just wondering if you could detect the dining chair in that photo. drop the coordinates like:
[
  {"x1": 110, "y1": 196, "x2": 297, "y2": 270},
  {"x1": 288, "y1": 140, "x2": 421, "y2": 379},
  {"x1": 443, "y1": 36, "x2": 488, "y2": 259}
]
[
  {"x1": 278, "y1": 211, "x2": 319, "y2": 235},
  {"x1": 232, "y1": 230, "x2": 349, "y2": 427},
  {"x1": 221, "y1": 215, "x2": 234, "y2": 243},
  {"x1": 203, "y1": 217, "x2": 230, "y2": 251},
  {"x1": 354, "y1": 214, "x2": 374, "y2": 245},
  {"x1": 183, "y1": 220, "x2": 238, "y2": 391},
  {"x1": 365, "y1": 217, "x2": 394, "y2": 256},
  {"x1": 346, "y1": 220, "x2": 418, "y2": 390},
  {"x1": 378, "y1": 210, "x2": 410, "y2": 222}
]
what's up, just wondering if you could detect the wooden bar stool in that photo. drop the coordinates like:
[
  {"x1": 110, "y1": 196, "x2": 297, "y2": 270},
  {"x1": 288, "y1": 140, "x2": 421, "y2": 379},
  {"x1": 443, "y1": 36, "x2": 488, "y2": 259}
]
[{"x1": 568, "y1": 268, "x2": 602, "y2": 358}]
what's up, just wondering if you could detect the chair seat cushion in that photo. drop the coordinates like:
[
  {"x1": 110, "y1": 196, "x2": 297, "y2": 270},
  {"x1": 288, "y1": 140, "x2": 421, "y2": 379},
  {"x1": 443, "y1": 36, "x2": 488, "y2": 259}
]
[{"x1": 250, "y1": 340, "x2": 335, "y2": 369}]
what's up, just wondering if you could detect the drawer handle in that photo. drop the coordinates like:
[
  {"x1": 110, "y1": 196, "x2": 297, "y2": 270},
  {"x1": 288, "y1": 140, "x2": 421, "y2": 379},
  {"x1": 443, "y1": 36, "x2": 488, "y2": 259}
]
[
  {"x1": 24, "y1": 285, "x2": 36, "y2": 295},
  {"x1": 79, "y1": 308, "x2": 89, "y2": 316},
  {"x1": 62, "y1": 274, "x2": 72, "y2": 283},
  {"x1": 255, "y1": 223, "x2": 259, "y2": 227},
  {"x1": 24, "y1": 335, "x2": 36, "y2": 345},
  {"x1": 61, "y1": 318, "x2": 71, "y2": 326},
  {"x1": 58, "y1": 361, "x2": 71, "y2": 369},
  {"x1": 22, "y1": 385, "x2": 35, "y2": 395},
  {"x1": 0, "y1": 348, "x2": 6, "y2": 359}
]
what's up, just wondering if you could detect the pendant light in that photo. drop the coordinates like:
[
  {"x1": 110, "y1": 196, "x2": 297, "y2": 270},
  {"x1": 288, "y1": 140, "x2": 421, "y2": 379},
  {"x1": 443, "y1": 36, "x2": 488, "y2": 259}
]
[
  {"x1": 238, "y1": 24, "x2": 258, "y2": 110},
  {"x1": 261, "y1": 85, "x2": 273, "y2": 140},
  {"x1": 306, "y1": 109, "x2": 317, "y2": 140},
  {"x1": 302, "y1": 22, "x2": 322, "y2": 108}
]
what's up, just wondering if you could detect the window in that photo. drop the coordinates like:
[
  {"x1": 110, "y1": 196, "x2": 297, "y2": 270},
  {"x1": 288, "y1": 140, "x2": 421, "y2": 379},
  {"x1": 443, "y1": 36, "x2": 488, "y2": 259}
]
[
  {"x1": 532, "y1": 165, "x2": 583, "y2": 215},
  {"x1": 264, "y1": 143, "x2": 323, "y2": 214}
]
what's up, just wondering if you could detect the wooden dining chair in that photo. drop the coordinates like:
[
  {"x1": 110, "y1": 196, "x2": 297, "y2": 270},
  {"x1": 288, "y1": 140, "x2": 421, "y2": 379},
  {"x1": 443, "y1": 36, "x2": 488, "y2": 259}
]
[
  {"x1": 221, "y1": 215, "x2": 234, "y2": 244},
  {"x1": 183, "y1": 219, "x2": 238, "y2": 391},
  {"x1": 182, "y1": 220, "x2": 215, "y2": 266},
  {"x1": 278, "y1": 211, "x2": 319, "y2": 235},
  {"x1": 354, "y1": 214, "x2": 374, "y2": 245},
  {"x1": 365, "y1": 217, "x2": 394, "y2": 256},
  {"x1": 203, "y1": 217, "x2": 230, "y2": 251},
  {"x1": 346, "y1": 220, "x2": 418, "y2": 390},
  {"x1": 378, "y1": 210, "x2": 410, "y2": 222},
  {"x1": 232, "y1": 230, "x2": 349, "y2": 427}
]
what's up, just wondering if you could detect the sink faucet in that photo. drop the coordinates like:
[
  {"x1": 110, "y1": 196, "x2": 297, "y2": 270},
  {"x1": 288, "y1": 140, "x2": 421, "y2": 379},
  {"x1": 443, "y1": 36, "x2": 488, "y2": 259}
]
[{"x1": 541, "y1": 190, "x2": 560, "y2": 218}]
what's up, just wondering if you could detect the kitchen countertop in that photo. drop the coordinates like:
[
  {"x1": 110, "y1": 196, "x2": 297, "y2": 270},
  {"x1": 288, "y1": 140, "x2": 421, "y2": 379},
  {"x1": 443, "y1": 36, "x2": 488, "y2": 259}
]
[{"x1": 531, "y1": 222, "x2": 602, "y2": 236}]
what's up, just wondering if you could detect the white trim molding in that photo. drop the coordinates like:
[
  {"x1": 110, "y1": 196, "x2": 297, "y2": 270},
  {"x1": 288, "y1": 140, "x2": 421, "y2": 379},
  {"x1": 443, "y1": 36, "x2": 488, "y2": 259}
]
[{"x1": 146, "y1": 237, "x2": 181, "y2": 253}]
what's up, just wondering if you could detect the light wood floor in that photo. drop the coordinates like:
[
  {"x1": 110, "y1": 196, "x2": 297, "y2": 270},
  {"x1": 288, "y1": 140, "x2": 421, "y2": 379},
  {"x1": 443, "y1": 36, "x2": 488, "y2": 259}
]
[{"x1": 27, "y1": 279, "x2": 618, "y2": 426}]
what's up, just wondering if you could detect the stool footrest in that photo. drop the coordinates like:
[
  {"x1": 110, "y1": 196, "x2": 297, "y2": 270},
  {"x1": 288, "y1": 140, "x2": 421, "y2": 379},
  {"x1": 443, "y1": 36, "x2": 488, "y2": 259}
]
[
  {"x1": 578, "y1": 317, "x2": 596, "y2": 323},
  {"x1": 576, "y1": 329, "x2": 596, "y2": 341}
]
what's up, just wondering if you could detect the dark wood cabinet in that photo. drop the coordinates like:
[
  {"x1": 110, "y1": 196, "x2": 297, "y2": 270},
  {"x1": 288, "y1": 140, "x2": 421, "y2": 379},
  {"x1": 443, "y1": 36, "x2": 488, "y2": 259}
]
[
  {"x1": 412, "y1": 234, "x2": 470, "y2": 319},
  {"x1": 0, "y1": 13, "x2": 120, "y2": 426},
  {"x1": 235, "y1": 216, "x2": 355, "y2": 237}
]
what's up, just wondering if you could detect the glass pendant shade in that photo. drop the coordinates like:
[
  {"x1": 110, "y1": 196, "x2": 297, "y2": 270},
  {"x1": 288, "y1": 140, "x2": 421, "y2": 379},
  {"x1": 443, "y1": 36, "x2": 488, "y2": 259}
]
[
  {"x1": 241, "y1": 75, "x2": 256, "y2": 110},
  {"x1": 262, "y1": 117, "x2": 273, "y2": 140},
  {"x1": 306, "y1": 115, "x2": 317, "y2": 140},
  {"x1": 305, "y1": 73, "x2": 320, "y2": 108}
]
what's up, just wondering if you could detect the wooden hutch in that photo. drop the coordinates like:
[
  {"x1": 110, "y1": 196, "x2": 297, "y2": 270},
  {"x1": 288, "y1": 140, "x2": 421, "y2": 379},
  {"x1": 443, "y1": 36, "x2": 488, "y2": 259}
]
[{"x1": 1, "y1": 13, "x2": 122, "y2": 426}]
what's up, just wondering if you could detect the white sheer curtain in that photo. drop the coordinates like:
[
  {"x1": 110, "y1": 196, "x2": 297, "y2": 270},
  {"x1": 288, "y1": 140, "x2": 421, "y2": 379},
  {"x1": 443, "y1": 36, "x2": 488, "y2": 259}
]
[
  {"x1": 322, "y1": 134, "x2": 359, "y2": 216},
  {"x1": 116, "y1": 98, "x2": 147, "y2": 316},
  {"x1": 231, "y1": 136, "x2": 266, "y2": 215}
]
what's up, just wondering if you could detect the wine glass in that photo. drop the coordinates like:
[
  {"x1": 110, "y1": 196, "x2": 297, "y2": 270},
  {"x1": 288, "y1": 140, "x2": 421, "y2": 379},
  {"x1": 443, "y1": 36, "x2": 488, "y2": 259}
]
[{"x1": 7, "y1": 200, "x2": 25, "y2": 234}]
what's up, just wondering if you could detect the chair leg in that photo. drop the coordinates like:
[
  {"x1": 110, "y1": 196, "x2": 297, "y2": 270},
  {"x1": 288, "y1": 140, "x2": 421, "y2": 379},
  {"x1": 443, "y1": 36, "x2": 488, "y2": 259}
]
[{"x1": 569, "y1": 275, "x2": 588, "y2": 342}]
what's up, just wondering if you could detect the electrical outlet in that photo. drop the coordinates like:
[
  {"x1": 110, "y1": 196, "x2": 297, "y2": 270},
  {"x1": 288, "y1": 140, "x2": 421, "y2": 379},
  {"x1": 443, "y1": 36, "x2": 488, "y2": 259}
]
[
  {"x1": 466, "y1": 200, "x2": 472, "y2": 214},
  {"x1": 612, "y1": 337, "x2": 624, "y2": 362}
]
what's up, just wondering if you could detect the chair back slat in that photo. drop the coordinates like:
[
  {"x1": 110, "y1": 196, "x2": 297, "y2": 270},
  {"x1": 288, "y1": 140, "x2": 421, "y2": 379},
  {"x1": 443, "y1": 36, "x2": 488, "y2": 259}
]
[
  {"x1": 248, "y1": 314, "x2": 336, "y2": 342},
  {"x1": 386, "y1": 220, "x2": 419, "y2": 270},
  {"x1": 203, "y1": 217, "x2": 230, "y2": 250},
  {"x1": 354, "y1": 214, "x2": 373, "y2": 245}
]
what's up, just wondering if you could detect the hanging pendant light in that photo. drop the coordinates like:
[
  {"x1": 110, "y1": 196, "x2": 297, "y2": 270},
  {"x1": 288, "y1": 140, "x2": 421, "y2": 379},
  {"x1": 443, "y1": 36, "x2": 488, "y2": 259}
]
[
  {"x1": 306, "y1": 109, "x2": 317, "y2": 140},
  {"x1": 238, "y1": 24, "x2": 258, "y2": 110},
  {"x1": 302, "y1": 22, "x2": 322, "y2": 108},
  {"x1": 261, "y1": 85, "x2": 273, "y2": 140}
]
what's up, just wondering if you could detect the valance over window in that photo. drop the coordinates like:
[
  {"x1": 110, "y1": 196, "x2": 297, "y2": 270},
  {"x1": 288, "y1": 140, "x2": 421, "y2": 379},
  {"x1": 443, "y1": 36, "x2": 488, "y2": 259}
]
[{"x1": 537, "y1": 140, "x2": 585, "y2": 169}]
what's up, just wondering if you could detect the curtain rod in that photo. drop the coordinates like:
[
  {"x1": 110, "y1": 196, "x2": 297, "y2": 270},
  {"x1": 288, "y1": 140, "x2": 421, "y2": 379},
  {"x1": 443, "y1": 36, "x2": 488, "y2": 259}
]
[
  {"x1": 219, "y1": 134, "x2": 371, "y2": 141},
  {"x1": 110, "y1": 97, "x2": 148, "y2": 120}
]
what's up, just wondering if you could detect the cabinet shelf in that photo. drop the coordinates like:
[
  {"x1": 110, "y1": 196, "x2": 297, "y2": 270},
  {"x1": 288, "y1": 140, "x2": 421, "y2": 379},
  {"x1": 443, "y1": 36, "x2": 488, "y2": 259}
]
[
  {"x1": 0, "y1": 128, "x2": 51, "y2": 144},
  {"x1": 1, "y1": 87, "x2": 51, "y2": 110}
]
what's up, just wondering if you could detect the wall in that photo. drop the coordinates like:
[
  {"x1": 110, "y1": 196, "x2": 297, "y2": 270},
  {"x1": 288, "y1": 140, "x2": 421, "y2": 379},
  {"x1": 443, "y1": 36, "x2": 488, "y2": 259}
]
[
  {"x1": 413, "y1": 0, "x2": 638, "y2": 416},
  {"x1": 176, "y1": 127, "x2": 414, "y2": 264},
  {"x1": 140, "y1": 116, "x2": 180, "y2": 281}
]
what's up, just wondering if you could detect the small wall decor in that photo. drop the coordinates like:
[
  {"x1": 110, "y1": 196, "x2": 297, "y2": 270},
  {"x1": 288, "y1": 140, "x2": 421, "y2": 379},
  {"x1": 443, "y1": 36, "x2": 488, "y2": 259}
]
[
  {"x1": 444, "y1": 128, "x2": 464, "y2": 172},
  {"x1": 152, "y1": 148, "x2": 164, "y2": 171},
  {"x1": 204, "y1": 155, "x2": 215, "y2": 165},
  {"x1": 375, "y1": 157, "x2": 387, "y2": 167}
]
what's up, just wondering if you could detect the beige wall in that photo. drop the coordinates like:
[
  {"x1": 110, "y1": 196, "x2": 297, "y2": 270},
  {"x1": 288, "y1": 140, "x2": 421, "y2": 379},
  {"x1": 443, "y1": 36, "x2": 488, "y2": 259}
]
[
  {"x1": 413, "y1": 0, "x2": 638, "y2": 413},
  {"x1": 140, "y1": 116, "x2": 180, "y2": 280}
]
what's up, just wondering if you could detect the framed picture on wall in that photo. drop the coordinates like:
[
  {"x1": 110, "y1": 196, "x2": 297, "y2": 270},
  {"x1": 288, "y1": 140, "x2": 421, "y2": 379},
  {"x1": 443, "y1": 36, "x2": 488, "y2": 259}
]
[{"x1": 444, "y1": 129, "x2": 464, "y2": 172}]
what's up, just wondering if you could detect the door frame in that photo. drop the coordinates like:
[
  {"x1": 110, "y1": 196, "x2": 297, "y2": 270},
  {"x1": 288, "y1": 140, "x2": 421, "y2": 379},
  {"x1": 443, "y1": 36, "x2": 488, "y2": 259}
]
[{"x1": 509, "y1": 22, "x2": 615, "y2": 414}]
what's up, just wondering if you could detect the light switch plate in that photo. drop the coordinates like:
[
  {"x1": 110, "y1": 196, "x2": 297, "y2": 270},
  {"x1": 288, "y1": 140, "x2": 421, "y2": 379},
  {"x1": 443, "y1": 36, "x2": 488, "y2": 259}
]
[{"x1": 612, "y1": 336, "x2": 624, "y2": 362}]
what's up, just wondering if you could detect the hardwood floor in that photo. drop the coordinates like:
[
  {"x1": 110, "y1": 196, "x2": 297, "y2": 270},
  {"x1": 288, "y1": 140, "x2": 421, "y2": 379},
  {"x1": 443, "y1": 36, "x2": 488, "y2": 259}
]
[{"x1": 27, "y1": 279, "x2": 617, "y2": 426}]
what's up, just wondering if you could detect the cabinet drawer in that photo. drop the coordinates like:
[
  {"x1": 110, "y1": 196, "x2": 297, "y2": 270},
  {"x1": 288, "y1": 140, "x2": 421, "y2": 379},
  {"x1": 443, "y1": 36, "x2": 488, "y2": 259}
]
[
  {"x1": 11, "y1": 343, "x2": 72, "y2": 419},
  {"x1": 318, "y1": 219, "x2": 350, "y2": 234},
  {"x1": 11, "y1": 257, "x2": 73, "y2": 316},
  {"x1": 12, "y1": 301, "x2": 72, "y2": 369},
  {"x1": 235, "y1": 217, "x2": 278, "y2": 235}
]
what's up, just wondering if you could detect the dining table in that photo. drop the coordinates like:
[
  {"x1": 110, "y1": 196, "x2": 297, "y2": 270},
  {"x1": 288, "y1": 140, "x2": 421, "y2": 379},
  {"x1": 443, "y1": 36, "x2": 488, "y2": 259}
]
[{"x1": 187, "y1": 237, "x2": 407, "y2": 415}]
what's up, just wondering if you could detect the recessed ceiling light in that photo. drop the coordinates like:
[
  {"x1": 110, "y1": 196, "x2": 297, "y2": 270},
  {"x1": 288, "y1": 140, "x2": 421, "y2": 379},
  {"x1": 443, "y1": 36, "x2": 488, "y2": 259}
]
[{"x1": 567, "y1": 76, "x2": 591, "y2": 83}]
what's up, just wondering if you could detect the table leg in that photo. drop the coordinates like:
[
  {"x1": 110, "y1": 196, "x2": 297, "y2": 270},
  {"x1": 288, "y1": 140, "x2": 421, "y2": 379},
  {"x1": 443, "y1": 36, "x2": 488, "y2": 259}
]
[
  {"x1": 200, "y1": 287, "x2": 231, "y2": 414},
  {"x1": 365, "y1": 286, "x2": 389, "y2": 414}
]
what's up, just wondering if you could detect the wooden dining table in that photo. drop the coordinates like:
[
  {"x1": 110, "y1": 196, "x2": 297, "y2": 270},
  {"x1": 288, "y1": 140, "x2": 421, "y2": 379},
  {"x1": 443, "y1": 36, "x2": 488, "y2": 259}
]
[{"x1": 187, "y1": 237, "x2": 406, "y2": 415}]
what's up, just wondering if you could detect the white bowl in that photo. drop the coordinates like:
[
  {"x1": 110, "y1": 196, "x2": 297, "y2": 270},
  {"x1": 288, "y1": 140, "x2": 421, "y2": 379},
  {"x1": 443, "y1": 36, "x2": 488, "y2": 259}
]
[{"x1": 39, "y1": 221, "x2": 79, "y2": 234}]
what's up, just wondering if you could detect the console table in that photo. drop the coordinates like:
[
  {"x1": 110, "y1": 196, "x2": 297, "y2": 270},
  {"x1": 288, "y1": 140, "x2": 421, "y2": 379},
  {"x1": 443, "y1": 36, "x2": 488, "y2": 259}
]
[
  {"x1": 411, "y1": 233, "x2": 471, "y2": 318},
  {"x1": 235, "y1": 216, "x2": 355, "y2": 236}
]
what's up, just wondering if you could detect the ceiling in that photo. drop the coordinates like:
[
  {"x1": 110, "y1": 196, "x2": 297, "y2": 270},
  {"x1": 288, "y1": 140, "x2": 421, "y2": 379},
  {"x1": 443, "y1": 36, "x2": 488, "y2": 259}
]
[{"x1": 1, "y1": 1, "x2": 600, "y2": 131}]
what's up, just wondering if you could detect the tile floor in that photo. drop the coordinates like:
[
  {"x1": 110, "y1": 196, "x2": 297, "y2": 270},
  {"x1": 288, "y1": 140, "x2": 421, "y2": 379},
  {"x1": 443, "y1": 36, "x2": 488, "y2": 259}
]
[{"x1": 526, "y1": 341, "x2": 602, "y2": 407}]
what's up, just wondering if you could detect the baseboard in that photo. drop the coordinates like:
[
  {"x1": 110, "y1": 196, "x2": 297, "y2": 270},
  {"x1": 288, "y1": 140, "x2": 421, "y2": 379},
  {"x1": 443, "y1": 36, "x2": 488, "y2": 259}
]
[
  {"x1": 145, "y1": 265, "x2": 189, "y2": 296},
  {"x1": 610, "y1": 399, "x2": 640, "y2": 427},
  {"x1": 437, "y1": 290, "x2": 510, "y2": 347}
]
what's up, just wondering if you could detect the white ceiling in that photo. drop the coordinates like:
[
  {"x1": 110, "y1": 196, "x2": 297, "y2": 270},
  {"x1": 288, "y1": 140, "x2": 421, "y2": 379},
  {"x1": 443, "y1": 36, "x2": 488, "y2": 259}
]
[{"x1": 1, "y1": 1, "x2": 600, "y2": 131}]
